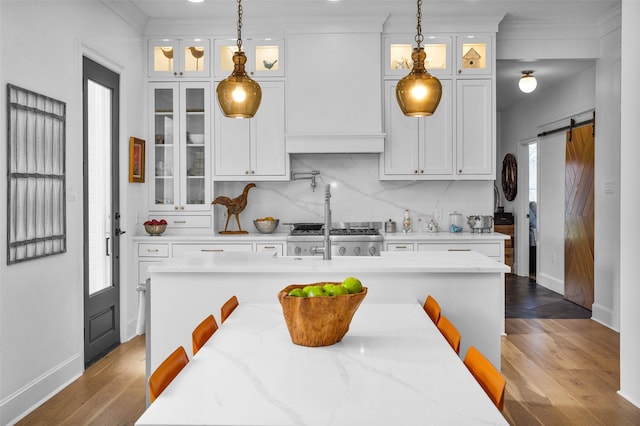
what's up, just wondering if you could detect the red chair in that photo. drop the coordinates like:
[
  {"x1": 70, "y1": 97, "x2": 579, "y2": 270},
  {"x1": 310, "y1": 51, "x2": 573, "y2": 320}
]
[
  {"x1": 436, "y1": 315, "x2": 461, "y2": 354},
  {"x1": 148, "y1": 346, "x2": 189, "y2": 403},
  {"x1": 463, "y1": 345, "x2": 506, "y2": 411},
  {"x1": 423, "y1": 295, "x2": 441, "y2": 324},
  {"x1": 192, "y1": 314, "x2": 218, "y2": 355},
  {"x1": 221, "y1": 295, "x2": 239, "y2": 323}
]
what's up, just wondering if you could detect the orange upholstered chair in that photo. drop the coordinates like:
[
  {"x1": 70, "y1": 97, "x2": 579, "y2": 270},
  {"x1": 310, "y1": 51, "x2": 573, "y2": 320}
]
[
  {"x1": 423, "y1": 295, "x2": 441, "y2": 325},
  {"x1": 437, "y1": 315, "x2": 461, "y2": 354},
  {"x1": 221, "y1": 295, "x2": 239, "y2": 323},
  {"x1": 463, "y1": 345, "x2": 506, "y2": 411},
  {"x1": 148, "y1": 346, "x2": 189, "y2": 403},
  {"x1": 192, "y1": 314, "x2": 218, "y2": 355}
]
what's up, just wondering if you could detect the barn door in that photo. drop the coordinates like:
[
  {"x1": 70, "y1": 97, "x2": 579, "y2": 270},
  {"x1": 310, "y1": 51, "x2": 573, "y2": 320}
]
[{"x1": 564, "y1": 124, "x2": 594, "y2": 310}]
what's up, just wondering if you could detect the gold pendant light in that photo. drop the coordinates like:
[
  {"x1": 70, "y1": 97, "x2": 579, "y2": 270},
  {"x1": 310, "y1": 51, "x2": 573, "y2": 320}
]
[
  {"x1": 396, "y1": 0, "x2": 442, "y2": 117},
  {"x1": 216, "y1": 0, "x2": 262, "y2": 118}
]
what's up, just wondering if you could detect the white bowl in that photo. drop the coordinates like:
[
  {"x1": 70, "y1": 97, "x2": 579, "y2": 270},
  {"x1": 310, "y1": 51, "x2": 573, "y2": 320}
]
[
  {"x1": 253, "y1": 219, "x2": 279, "y2": 234},
  {"x1": 189, "y1": 134, "x2": 204, "y2": 144}
]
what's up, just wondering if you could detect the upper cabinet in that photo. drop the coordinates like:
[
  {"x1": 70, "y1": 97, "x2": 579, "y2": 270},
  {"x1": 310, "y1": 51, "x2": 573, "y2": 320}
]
[
  {"x1": 148, "y1": 39, "x2": 210, "y2": 79},
  {"x1": 149, "y1": 82, "x2": 211, "y2": 212},
  {"x1": 456, "y1": 79, "x2": 493, "y2": 176},
  {"x1": 384, "y1": 35, "x2": 452, "y2": 77},
  {"x1": 214, "y1": 38, "x2": 285, "y2": 78},
  {"x1": 213, "y1": 81, "x2": 288, "y2": 180},
  {"x1": 456, "y1": 35, "x2": 492, "y2": 76}
]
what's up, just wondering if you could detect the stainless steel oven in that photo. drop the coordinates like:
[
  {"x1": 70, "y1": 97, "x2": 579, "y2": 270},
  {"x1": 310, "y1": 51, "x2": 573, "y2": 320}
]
[{"x1": 286, "y1": 222, "x2": 383, "y2": 256}]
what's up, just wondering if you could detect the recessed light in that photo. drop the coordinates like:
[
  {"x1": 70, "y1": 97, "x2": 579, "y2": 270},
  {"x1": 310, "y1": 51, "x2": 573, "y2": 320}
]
[{"x1": 189, "y1": 0, "x2": 204, "y2": 3}]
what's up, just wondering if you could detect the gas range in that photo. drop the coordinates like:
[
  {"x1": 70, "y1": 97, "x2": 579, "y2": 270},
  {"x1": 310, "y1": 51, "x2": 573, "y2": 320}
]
[{"x1": 286, "y1": 222, "x2": 383, "y2": 257}]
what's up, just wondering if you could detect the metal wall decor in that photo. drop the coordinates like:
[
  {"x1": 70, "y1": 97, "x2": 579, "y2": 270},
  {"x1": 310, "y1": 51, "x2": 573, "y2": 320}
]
[
  {"x1": 7, "y1": 84, "x2": 66, "y2": 264},
  {"x1": 501, "y1": 153, "x2": 517, "y2": 202}
]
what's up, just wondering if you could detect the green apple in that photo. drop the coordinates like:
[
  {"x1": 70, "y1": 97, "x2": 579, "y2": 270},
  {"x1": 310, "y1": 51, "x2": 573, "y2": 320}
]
[
  {"x1": 302, "y1": 285, "x2": 316, "y2": 296},
  {"x1": 306, "y1": 286, "x2": 326, "y2": 297},
  {"x1": 342, "y1": 277, "x2": 363, "y2": 294},
  {"x1": 288, "y1": 288, "x2": 306, "y2": 297},
  {"x1": 332, "y1": 285, "x2": 349, "y2": 296},
  {"x1": 323, "y1": 283, "x2": 337, "y2": 295}
]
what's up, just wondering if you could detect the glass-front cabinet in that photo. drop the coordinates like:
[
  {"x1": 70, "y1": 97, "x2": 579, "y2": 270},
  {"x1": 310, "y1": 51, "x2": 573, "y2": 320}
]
[
  {"x1": 456, "y1": 35, "x2": 492, "y2": 75},
  {"x1": 384, "y1": 35, "x2": 451, "y2": 77},
  {"x1": 148, "y1": 39, "x2": 210, "y2": 78},
  {"x1": 149, "y1": 82, "x2": 211, "y2": 211},
  {"x1": 214, "y1": 38, "x2": 284, "y2": 78}
]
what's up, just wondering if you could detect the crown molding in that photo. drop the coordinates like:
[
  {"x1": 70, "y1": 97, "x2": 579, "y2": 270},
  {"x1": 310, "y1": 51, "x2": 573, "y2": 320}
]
[{"x1": 100, "y1": 0, "x2": 148, "y2": 33}]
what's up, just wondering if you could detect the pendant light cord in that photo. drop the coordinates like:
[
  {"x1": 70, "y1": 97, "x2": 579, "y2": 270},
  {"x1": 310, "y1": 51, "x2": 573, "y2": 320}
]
[
  {"x1": 236, "y1": 0, "x2": 243, "y2": 51},
  {"x1": 415, "y1": 0, "x2": 424, "y2": 49}
]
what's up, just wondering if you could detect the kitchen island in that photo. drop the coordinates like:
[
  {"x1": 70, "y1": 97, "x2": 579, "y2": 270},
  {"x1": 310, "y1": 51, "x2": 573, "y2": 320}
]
[{"x1": 145, "y1": 250, "x2": 509, "y2": 388}]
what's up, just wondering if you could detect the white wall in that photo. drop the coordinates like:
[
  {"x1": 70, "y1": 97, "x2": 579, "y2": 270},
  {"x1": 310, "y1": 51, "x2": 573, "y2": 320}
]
[
  {"x1": 0, "y1": 1, "x2": 145, "y2": 424},
  {"x1": 619, "y1": 0, "x2": 640, "y2": 408}
]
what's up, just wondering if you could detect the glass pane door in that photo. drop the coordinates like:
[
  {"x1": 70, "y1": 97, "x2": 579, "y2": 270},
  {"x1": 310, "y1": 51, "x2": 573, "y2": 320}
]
[
  {"x1": 154, "y1": 88, "x2": 175, "y2": 207},
  {"x1": 184, "y1": 87, "x2": 206, "y2": 206}
]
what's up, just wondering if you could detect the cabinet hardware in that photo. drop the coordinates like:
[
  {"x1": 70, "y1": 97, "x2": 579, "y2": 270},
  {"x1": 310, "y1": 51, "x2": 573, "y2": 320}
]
[
  {"x1": 174, "y1": 220, "x2": 186, "y2": 224},
  {"x1": 201, "y1": 249, "x2": 224, "y2": 252},
  {"x1": 414, "y1": 170, "x2": 418, "y2": 174},
  {"x1": 448, "y1": 249, "x2": 471, "y2": 251},
  {"x1": 263, "y1": 246, "x2": 275, "y2": 249},
  {"x1": 106, "y1": 237, "x2": 110, "y2": 256},
  {"x1": 147, "y1": 249, "x2": 159, "y2": 253},
  {"x1": 396, "y1": 245, "x2": 407, "y2": 249}
]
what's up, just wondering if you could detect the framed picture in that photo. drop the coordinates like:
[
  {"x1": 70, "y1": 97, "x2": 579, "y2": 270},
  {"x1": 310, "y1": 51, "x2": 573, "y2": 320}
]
[{"x1": 129, "y1": 137, "x2": 145, "y2": 183}]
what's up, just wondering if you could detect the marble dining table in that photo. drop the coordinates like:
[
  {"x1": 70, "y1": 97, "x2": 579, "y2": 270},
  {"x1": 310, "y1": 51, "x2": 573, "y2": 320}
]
[{"x1": 135, "y1": 301, "x2": 508, "y2": 426}]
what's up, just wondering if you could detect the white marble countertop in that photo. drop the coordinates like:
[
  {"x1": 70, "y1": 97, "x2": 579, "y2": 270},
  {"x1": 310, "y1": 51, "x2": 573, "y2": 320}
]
[
  {"x1": 132, "y1": 231, "x2": 290, "y2": 241},
  {"x1": 148, "y1": 250, "x2": 510, "y2": 274},
  {"x1": 383, "y1": 231, "x2": 510, "y2": 241},
  {"x1": 136, "y1": 302, "x2": 508, "y2": 426}
]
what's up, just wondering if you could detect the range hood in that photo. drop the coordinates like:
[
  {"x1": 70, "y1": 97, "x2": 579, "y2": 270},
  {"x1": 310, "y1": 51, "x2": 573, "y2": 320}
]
[
  {"x1": 285, "y1": 22, "x2": 385, "y2": 154},
  {"x1": 286, "y1": 133, "x2": 385, "y2": 154}
]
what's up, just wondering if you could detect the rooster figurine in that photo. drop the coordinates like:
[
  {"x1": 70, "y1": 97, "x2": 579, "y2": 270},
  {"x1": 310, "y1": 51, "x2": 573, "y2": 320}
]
[{"x1": 212, "y1": 183, "x2": 256, "y2": 234}]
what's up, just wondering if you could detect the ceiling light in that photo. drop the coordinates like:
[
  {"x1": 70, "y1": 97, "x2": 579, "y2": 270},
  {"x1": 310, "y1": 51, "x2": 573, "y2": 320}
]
[
  {"x1": 216, "y1": 0, "x2": 262, "y2": 118},
  {"x1": 519, "y1": 70, "x2": 537, "y2": 93},
  {"x1": 188, "y1": 0, "x2": 204, "y2": 3},
  {"x1": 395, "y1": 0, "x2": 442, "y2": 117}
]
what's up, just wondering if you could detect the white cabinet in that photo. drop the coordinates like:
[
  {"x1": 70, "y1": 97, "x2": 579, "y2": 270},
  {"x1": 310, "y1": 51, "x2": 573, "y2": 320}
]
[
  {"x1": 255, "y1": 243, "x2": 284, "y2": 256},
  {"x1": 385, "y1": 243, "x2": 415, "y2": 252},
  {"x1": 149, "y1": 82, "x2": 212, "y2": 214},
  {"x1": 380, "y1": 79, "x2": 453, "y2": 178},
  {"x1": 148, "y1": 39, "x2": 210, "y2": 79},
  {"x1": 172, "y1": 243, "x2": 253, "y2": 257},
  {"x1": 214, "y1": 38, "x2": 284, "y2": 78},
  {"x1": 213, "y1": 81, "x2": 288, "y2": 180},
  {"x1": 384, "y1": 35, "x2": 452, "y2": 77},
  {"x1": 455, "y1": 79, "x2": 493, "y2": 177},
  {"x1": 455, "y1": 35, "x2": 492, "y2": 76}
]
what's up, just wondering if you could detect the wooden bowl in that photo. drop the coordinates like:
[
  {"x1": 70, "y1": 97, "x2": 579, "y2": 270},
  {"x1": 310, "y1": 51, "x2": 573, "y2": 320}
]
[{"x1": 277, "y1": 283, "x2": 367, "y2": 347}]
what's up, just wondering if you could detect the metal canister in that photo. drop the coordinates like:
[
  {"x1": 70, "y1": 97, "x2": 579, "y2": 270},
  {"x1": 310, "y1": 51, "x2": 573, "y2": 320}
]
[{"x1": 385, "y1": 220, "x2": 397, "y2": 233}]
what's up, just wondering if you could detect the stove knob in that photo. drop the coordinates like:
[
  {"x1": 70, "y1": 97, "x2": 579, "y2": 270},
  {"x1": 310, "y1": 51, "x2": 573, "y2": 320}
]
[
  {"x1": 368, "y1": 246, "x2": 377, "y2": 256},
  {"x1": 339, "y1": 246, "x2": 347, "y2": 256},
  {"x1": 353, "y1": 246, "x2": 362, "y2": 255},
  {"x1": 294, "y1": 246, "x2": 301, "y2": 256}
]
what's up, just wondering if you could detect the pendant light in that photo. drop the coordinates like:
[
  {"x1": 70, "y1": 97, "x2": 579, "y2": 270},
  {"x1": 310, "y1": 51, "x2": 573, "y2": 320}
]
[
  {"x1": 396, "y1": 0, "x2": 442, "y2": 117},
  {"x1": 216, "y1": 0, "x2": 262, "y2": 118},
  {"x1": 519, "y1": 70, "x2": 537, "y2": 93}
]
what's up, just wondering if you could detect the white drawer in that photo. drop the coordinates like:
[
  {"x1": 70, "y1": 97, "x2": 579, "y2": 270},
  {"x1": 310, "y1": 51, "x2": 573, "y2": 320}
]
[
  {"x1": 150, "y1": 215, "x2": 212, "y2": 229},
  {"x1": 385, "y1": 243, "x2": 415, "y2": 252},
  {"x1": 138, "y1": 243, "x2": 169, "y2": 257},
  {"x1": 172, "y1": 243, "x2": 253, "y2": 257},
  {"x1": 256, "y1": 243, "x2": 284, "y2": 256},
  {"x1": 417, "y1": 242, "x2": 501, "y2": 258}
]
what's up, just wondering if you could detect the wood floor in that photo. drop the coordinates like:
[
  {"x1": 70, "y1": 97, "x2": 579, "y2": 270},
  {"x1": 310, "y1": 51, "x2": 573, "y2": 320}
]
[{"x1": 17, "y1": 287, "x2": 640, "y2": 425}]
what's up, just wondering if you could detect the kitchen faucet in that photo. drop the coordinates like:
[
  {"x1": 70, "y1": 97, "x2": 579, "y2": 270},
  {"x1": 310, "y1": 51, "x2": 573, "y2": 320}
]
[{"x1": 310, "y1": 184, "x2": 332, "y2": 259}]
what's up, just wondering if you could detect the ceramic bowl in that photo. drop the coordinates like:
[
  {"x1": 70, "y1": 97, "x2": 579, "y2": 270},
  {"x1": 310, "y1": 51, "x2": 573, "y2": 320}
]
[
  {"x1": 253, "y1": 219, "x2": 279, "y2": 234},
  {"x1": 189, "y1": 134, "x2": 204, "y2": 144}
]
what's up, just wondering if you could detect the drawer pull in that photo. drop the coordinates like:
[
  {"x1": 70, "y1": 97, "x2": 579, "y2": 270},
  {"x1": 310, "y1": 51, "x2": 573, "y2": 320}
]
[
  {"x1": 448, "y1": 249, "x2": 471, "y2": 251},
  {"x1": 201, "y1": 249, "x2": 224, "y2": 252},
  {"x1": 395, "y1": 246, "x2": 408, "y2": 249},
  {"x1": 263, "y1": 246, "x2": 276, "y2": 249},
  {"x1": 173, "y1": 220, "x2": 186, "y2": 224},
  {"x1": 147, "y1": 249, "x2": 159, "y2": 253}
]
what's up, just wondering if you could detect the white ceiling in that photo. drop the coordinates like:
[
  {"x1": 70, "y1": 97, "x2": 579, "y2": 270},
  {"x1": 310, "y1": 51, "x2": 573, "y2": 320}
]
[{"x1": 114, "y1": 0, "x2": 618, "y2": 111}]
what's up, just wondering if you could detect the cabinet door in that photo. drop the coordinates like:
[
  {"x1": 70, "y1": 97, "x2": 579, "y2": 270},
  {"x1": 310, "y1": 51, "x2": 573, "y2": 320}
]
[
  {"x1": 381, "y1": 80, "x2": 420, "y2": 177},
  {"x1": 214, "y1": 38, "x2": 284, "y2": 78},
  {"x1": 213, "y1": 95, "x2": 251, "y2": 177},
  {"x1": 384, "y1": 35, "x2": 452, "y2": 77},
  {"x1": 420, "y1": 79, "x2": 453, "y2": 175},
  {"x1": 149, "y1": 40, "x2": 180, "y2": 78},
  {"x1": 456, "y1": 79, "x2": 493, "y2": 176},
  {"x1": 456, "y1": 35, "x2": 492, "y2": 75},
  {"x1": 149, "y1": 39, "x2": 210, "y2": 78},
  {"x1": 180, "y1": 83, "x2": 211, "y2": 209},
  {"x1": 252, "y1": 82, "x2": 287, "y2": 177},
  {"x1": 149, "y1": 83, "x2": 180, "y2": 210}
]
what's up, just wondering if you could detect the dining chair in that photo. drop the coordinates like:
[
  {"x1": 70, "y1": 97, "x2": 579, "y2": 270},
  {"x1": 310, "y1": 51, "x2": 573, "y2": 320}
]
[
  {"x1": 221, "y1": 295, "x2": 239, "y2": 323},
  {"x1": 463, "y1": 345, "x2": 506, "y2": 411},
  {"x1": 437, "y1": 314, "x2": 461, "y2": 354},
  {"x1": 148, "y1": 346, "x2": 189, "y2": 403},
  {"x1": 423, "y1": 295, "x2": 441, "y2": 325},
  {"x1": 192, "y1": 314, "x2": 218, "y2": 355}
]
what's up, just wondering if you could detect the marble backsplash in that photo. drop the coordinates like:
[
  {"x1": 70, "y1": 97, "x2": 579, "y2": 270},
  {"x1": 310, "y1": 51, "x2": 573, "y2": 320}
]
[{"x1": 214, "y1": 154, "x2": 495, "y2": 233}]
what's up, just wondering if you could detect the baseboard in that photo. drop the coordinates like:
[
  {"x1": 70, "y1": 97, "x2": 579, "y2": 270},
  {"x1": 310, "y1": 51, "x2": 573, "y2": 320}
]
[
  {"x1": 591, "y1": 303, "x2": 619, "y2": 332},
  {"x1": 617, "y1": 390, "x2": 640, "y2": 410},
  {"x1": 0, "y1": 354, "x2": 83, "y2": 426},
  {"x1": 536, "y1": 272, "x2": 564, "y2": 295}
]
